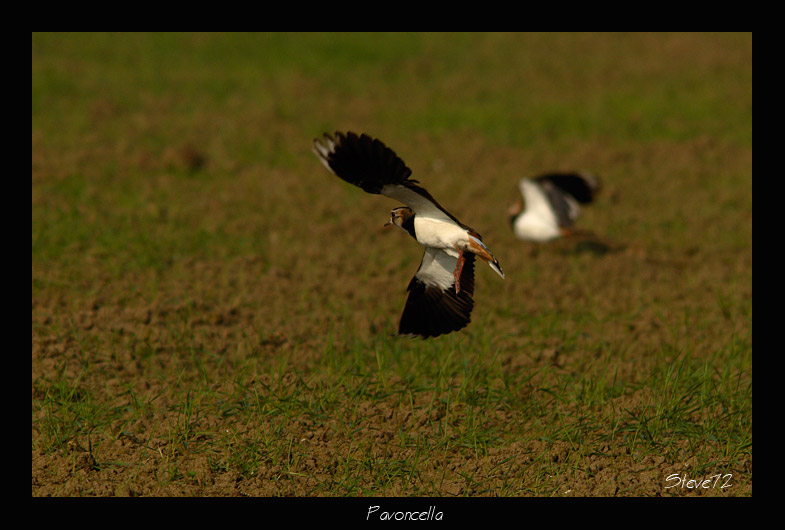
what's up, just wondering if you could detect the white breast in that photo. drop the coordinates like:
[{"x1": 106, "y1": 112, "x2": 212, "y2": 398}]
[{"x1": 413, "y1": 216, "x2": 465, "y2": 255}]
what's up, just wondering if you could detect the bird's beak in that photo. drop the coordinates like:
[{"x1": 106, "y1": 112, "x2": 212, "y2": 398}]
[
  {"x1": 507, "y1": 199, "x2": 523, "y2": 227},
  {"x1": 384, "y1": 219, "x2": 392, "y2": 227}
]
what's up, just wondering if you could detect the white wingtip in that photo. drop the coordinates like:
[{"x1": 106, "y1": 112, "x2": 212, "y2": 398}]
[{"x1": 312, "y1": 135, "x2": 338, "y2": 173}]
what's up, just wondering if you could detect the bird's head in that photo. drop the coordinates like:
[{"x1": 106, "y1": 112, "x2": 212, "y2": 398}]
[
  {"x1": 507, "y1": 199, "x2": 523, "y2": 227},
  {"x1": 384, "y1": 207, "x2": 415, "y2": 231}
]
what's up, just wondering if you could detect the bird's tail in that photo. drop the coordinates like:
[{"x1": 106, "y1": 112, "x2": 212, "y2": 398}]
[
  {"x1": 487, "y1": 257, "x2": 505, "y2": 279},
  {"x1": 467, "y1": 234, "x2": 505, "y2": 279}
]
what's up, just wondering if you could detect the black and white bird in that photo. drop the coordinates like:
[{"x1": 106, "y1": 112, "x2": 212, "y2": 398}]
[
  {"x1": 508, "y1": 172, "x2": 600, "y2": 242},
  {"x1": 313, "y1": 131, "x2": 504, "y2": 338}
]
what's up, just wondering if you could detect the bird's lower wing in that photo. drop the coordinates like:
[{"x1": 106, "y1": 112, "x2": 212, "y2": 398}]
[{"x1": 398, "y1": 248, "x2": 475, "y2": 338}]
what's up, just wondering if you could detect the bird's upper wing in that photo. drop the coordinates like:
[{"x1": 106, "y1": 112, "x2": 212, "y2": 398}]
[
  {"x1": 313, "y1": 131, "x2": 468, "y2": 227},
  {"x1": 538, "y1": 179, "x2": 580, "y2": 227},
  {"x1": 518, "y1": 178, "x2": 564, "y2": 227},
  {"x1": 398, "y1": 247, "x2": 475, "y2": 338},
  {"x1": 535, "y1": 172, "x2": 600, "y2": 204}
]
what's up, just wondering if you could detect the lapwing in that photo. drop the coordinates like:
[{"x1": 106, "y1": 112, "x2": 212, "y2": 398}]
[
  {"x1": 312, "y1": 131, "x2": 505, "y2": 338},
  {"x1": 508, "y1": 172, "x2": 600, "y2": 242}
]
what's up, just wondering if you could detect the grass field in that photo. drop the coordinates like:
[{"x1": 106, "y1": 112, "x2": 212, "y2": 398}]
[{"x1": 32, "y1": 32, "x2": 752, "y2": 497}]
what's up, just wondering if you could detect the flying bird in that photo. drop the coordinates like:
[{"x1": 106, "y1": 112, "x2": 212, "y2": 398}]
[
  {"x1": 508, "y1": 172, "x2": 600, "y2": 242},
  {"x1": 312, "y1": 131, "x2": 504, "y2": 338}
]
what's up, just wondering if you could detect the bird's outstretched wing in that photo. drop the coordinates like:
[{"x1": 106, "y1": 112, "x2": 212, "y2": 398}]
[
  {"x1": 535, "y1": 172, "x2": 600, "y2": 204},
  {"x1": 398, "y1": 248, "x2": 476, "y2": 338},
  {"x1": 313, "y1": 131, "x2": 469, "y2": 228},
  {"x1": 518, "y1": 178, "x2": 563, "y2": 227},
  {"x1": 532, "y1": 172, "x2": 600, "y2": 227}
]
